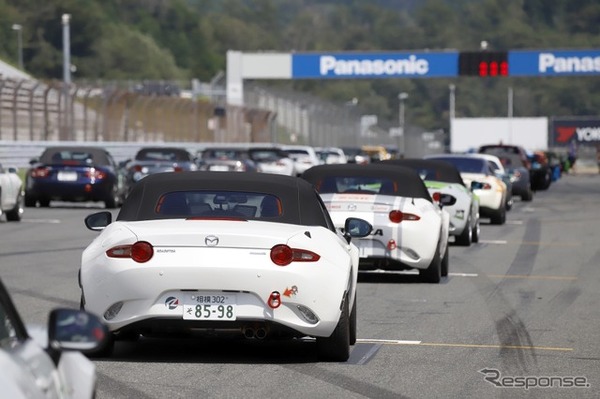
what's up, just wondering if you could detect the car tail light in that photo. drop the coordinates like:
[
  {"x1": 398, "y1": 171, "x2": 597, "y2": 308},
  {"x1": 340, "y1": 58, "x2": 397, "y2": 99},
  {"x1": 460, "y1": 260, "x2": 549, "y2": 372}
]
[
  {"x1": 133, "y1": 165, "x2": 143, "y2": 172},
  {"x1": 31, "y1": 167, "x2": 51, "y2": 178},
  {"x1": 482, "y1": 183, "x2": 492, "y2": 189},
  {"x1": 389, "y1": 210, "x2": 420, "y2": 223},
  {"x1": 173, "y1": 166, "x2": 184, "y2": 172},
  {"x1": 85, "y1": 168, "x2": 107, "y2": 180},
  {"x1": 270, "y1": 244, "x2": 320, "y2": 266},
  {"x1": 106, "y1": 241, "x2": 154, "y2": 263},
  {"x1": 432, "y1": 192, "x2": 441, "y2": 202}
]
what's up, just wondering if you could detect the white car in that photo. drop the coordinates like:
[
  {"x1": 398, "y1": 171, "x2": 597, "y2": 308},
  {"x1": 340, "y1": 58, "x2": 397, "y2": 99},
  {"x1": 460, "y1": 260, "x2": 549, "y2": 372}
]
[
  {"x1": 468, "y1": 153, "x2": 514, "y2": 210},
  {"x1": 280, "y1": 145, "x2": 321, "y2": 175},
  {"x1": 425, "y1": 154, "x2": 508, "y2": 225},
  {"x1": 80, "y1": 171, "x2": 371, "y2": 361},
  {"x1": 382, "y1": 159, "x2": 481, "y2": 246},
  {"x1": 315, "y1": 147, "x2": 348, "y2": 164},
  {"x1": 0, "y1": 277, "x2": 108, "y2": 399},
  {"x1": 0, "y1": 163, "x2": 23, "y2": 221},
  {"x1": 248, "y1": 147, "x2": 297, "y2": 176},
  {"x1": 302, "y1": 164, "x2": 450, "y2": 283}
]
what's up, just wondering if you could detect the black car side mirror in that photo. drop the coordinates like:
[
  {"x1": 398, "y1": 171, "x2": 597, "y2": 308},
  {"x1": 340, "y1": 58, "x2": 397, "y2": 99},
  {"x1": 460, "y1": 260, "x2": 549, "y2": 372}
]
[
  {"x1": 85, "y1": 211, "x2": 112, "y2": 231},
  {"x1": 343, "y1": 217, "x2": 373, "y2": 243}
]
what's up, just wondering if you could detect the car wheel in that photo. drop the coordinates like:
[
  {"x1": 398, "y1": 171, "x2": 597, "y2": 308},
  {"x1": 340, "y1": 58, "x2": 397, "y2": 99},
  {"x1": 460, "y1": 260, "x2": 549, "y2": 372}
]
[
  {"x1": 441, "y1": 244, "x2": 449, "y2": 277},
  {"x1": 316, "y1": 295, "x2": 350, "y2": 361},
  {"x1": 420, "y1": 241, "x2": 441, "y2": 284},
  {"x1": 24, "y1": 194, "x2": 37, "y2": 207},
  {"x1": 490, "y1": 207, "x2": 506, "y2": 225},
  {"x1": 349, "y1": 294, "x2": 357, "y2": 346},
  {"x1": 472, "y1": 218, "x2": 480, "y2": 243},
  {"x1": 505, "y1": 196, "x2": 513, "y2": 211},
  {"x1": 5, "y1": 191, "x2": 23, "y2": 222},
  {"x1": 521, "y1": 188, "x2": 533, "y2": 202},
  {"x1": 39, "y1": 198, "x2": 50, "y2": 207},
  {"x1": 104, "y1": 188, "x2": 118, "y2": 209},
  {"x1": 455, "y1": 217, "x2": 472, "y2": 246}
]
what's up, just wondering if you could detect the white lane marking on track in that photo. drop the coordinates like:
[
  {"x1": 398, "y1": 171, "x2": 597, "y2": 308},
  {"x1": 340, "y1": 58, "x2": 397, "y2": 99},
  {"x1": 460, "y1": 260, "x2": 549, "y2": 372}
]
[
  {"x1": 448, "y1": 272, "x2": 479, "y2": 277},
  {"x1": 505, "y1": 220, "x2": 523, "y2": 225},
  {"x1": 357, "y1": 339, "x2": 422, "y2": 345},
  {"x1": 478, "y1": 239, "x2": 507, "y2": 244},
  {"x1": 21, "y1": 219, "x2": 61, "y2": 223}
]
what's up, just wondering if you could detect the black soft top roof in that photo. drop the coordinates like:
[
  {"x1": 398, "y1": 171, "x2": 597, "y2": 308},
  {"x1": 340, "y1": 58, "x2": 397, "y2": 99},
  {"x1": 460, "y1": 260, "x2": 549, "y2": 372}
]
[
  {"x1": 380, "y1": 159, "x2": 465, "y2": 186},
  {"x1": 39, "y1": 146, "x2": 112, "y2": 165},
  {"x1": 117, "y1": 171, "x2": 328, "y2": 226},
  {"x1": 301, "y1": 163, "x2": 432, "y2": 201}
]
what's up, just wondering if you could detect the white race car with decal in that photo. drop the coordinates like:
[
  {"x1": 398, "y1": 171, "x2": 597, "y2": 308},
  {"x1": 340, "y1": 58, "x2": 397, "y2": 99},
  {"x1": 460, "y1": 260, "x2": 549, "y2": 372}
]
[
  {"x1": 302, "y1": 164, "x2": 450, "y2": 283},
  {"x1": 381, "y1": 159, "x2": 481, "y2": 246},
  {"x1": 425, "y1": 154, "x2": 508, "y2": 225},
  {"x1": 80, "y1": 171, "x2": 371, "y2": 361},
  {"x1": 0, "y1": 163, "x2": 24, "y2": 221}
]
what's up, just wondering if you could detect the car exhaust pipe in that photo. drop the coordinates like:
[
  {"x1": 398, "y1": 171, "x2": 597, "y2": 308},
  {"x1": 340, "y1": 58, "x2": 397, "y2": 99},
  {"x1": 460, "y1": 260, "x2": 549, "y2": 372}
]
[
  {"x1": 242, "y1": 326, "x2": 255, "y2": 339},
  {"x1": 255, "y1": 327, "x2": 267, "y2": 340}
]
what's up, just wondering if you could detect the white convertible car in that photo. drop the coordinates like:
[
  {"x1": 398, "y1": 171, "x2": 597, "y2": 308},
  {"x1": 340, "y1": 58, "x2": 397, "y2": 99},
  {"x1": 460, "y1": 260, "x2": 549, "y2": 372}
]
[
  {"x1": 0, "y1": 163, "x2": 23, "y2": 221},
  {"x1": 302, "y1": 164, "x2": 450, "y2": 283},
  {"x1": 382, "y1": 159, "x2": 481, "y2": 246},
  {"x1": 425, "y1": 154, "x2": 508, "y2": 225},
  {"x1": 80, "y1": 172, "x2": 371, "y2": 361}
]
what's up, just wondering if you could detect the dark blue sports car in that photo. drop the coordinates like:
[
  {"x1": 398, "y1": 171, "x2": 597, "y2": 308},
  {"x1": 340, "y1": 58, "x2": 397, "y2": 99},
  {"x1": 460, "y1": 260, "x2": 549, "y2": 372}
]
[{"x1": 25, "y1": 146, "x2": 125, "y2": 208}]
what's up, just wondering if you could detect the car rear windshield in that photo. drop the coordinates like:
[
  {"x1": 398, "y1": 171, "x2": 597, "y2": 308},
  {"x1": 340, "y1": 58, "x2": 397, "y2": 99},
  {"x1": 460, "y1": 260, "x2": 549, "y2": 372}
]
[
  {"x1": 433, "y1": 157, "x2": 486, "y2": 174},
  {"x1": 40, "y1": 150, "x2": 103, "y2": 166},
  {"x1": 136, "y1": 149, "x2": 191, "y2": 162},
  {"x1": 154, "y1": 191, "x2": 283, "y2": 219},
  {"x1": 315, "y1": 176, "x2": 399, "y2": 195}
]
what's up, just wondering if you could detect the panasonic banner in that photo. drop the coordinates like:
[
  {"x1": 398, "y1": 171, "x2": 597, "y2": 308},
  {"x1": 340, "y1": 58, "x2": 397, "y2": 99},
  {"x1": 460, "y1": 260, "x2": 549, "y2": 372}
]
[
  {"x1": 291, "y1": 52, "x2": 458, "y2": 79},
  {"x1": 551, "y1": 117, "x2": 600, "y2": 146},
  {"x1": 509, "y1": 49, "x2": 600, "y2": 77}
]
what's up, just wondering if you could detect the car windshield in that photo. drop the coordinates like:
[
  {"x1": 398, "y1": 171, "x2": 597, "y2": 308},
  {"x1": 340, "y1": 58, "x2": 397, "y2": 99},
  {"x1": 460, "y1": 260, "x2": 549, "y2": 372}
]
[{"x1": 155, "y1": 191, "x2": 283, "y2": 219}]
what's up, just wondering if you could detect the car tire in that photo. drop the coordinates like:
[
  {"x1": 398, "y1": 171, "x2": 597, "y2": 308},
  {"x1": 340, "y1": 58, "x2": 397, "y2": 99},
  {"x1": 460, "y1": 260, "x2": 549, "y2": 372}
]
[
  {"x1": 490, "y1": 207, "x2": 506, "y2": 225},
  {"x1": 441, "y1": 244, "x2": 449, "y2": 277},
  {"x1": 24, "y1": 194, "x2": 36, "y2": 207},
  {"x1": 521, "y1": 188, "x2": 533, "y2": 202},
  {"x1": 455, "y1": 217, "x2": 472, "y2": 246},
  {"x1": 420, "y1": 241, "x2": 442, "y2": 284},
  {"x1": 39, "y1": 198, "x2": 50, "y2": 207},
  {"x1": 472, "y1": 218, "x2": 480, "y2": 243},
  {"x1": 316, "y1": 295, "x2": 350, "y2": 362},
  {"x1": 5, "y1": 191, "x2": 23, "y2": 222},
  {"x1": 349, "y1": 294, "x2": 357, "y2": 346}
]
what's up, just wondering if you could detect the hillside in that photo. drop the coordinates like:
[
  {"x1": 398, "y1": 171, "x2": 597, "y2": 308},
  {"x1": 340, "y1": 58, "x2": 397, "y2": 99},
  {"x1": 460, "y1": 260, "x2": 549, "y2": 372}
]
[{"x1": 1, "y1": 0, "x2": 599, "y2": 131}]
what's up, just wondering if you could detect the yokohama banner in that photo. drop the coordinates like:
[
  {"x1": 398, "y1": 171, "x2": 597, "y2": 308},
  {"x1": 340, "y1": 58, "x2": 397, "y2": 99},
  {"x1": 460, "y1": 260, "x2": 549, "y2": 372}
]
[{"x1": 551, "y1": 117, "x2": 600, "y2": 146}]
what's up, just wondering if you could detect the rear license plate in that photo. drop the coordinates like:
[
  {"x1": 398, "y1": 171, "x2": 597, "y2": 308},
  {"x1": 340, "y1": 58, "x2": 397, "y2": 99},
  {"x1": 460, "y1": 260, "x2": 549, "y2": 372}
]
[
  {"x1": 57, "y1": 171, "x2": 77, "y2": 181},
  {"x1": 183, "y1": 293, "x2": 236, "y2": 320},
  {"x1": 209, "y1": 165, "x2": 229, "y2": 171}
]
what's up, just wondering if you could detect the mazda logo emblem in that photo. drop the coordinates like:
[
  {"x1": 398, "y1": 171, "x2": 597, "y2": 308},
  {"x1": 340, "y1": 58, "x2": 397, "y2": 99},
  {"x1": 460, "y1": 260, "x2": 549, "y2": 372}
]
[{"x1": 205, "y1": 235, "x2": 219, "y2": 246}]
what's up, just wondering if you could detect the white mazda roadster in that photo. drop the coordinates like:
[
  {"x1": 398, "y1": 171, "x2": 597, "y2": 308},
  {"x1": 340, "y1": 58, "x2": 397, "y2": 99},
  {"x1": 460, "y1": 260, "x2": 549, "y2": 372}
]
[
  {"x1": 79, "y1": 171, "x2": 371, "y2": 361},
  {"x1": 302, "y1": 164, "x2": 450, "y2": 283}
]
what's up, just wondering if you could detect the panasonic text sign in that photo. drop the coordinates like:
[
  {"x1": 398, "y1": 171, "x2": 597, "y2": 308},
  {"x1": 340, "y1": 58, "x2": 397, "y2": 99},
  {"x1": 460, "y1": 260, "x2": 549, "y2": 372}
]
[
  {"x1": 509, "y1": 50, "x2": 600, "y2": 76},
  {"x1": 292, "y1": 52, "x2": 458, "y2": 79}
]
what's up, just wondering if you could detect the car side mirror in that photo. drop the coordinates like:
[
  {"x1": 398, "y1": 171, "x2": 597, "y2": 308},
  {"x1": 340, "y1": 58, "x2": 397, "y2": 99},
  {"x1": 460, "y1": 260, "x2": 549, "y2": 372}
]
[
  {"x1": 439, "y1": 193, "x2": 457, "y2": 206},
  {"x1": 29, "y1": 157, "x2": 39, "y2": 165},
  {"x1": 47, "y1": 308, "x2": 109, "y2": 353},
  {"x1": 343, "y1": 217, "x2": 372, "y2": 243},
  {"x1": 85, "y1": 211, "x2": 112, "y2": 231}
]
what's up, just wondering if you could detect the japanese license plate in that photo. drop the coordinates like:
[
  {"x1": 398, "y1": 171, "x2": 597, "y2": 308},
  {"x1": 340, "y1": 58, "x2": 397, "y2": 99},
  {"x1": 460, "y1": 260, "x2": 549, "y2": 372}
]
[
  {"x1": 183, "y1": 293, "x2": 236, "y2": 320},
  {"x1": 57, "y1": 171, "x2": 77, "y2": 181},
  {"x1": 209, "y1": 165, "x2": 229, "y2": 171}
]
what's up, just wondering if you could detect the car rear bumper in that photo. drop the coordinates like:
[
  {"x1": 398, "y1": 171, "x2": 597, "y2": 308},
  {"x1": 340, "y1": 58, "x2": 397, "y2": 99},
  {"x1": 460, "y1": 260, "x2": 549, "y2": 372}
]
[{"x1": 81, "y1": 252, "x2": 349, "y2": 338}]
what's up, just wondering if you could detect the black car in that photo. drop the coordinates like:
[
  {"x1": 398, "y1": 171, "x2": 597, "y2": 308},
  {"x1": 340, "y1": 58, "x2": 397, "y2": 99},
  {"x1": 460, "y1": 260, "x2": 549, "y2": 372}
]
[{"x1": 25, "y1": 146, "x2": 125, "y2": 208}]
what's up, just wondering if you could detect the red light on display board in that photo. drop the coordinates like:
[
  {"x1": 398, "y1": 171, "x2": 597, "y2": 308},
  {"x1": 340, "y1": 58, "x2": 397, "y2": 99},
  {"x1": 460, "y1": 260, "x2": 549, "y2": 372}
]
[{"x1": 459, "y1": 51, "x2": 509, "y2": 77}]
